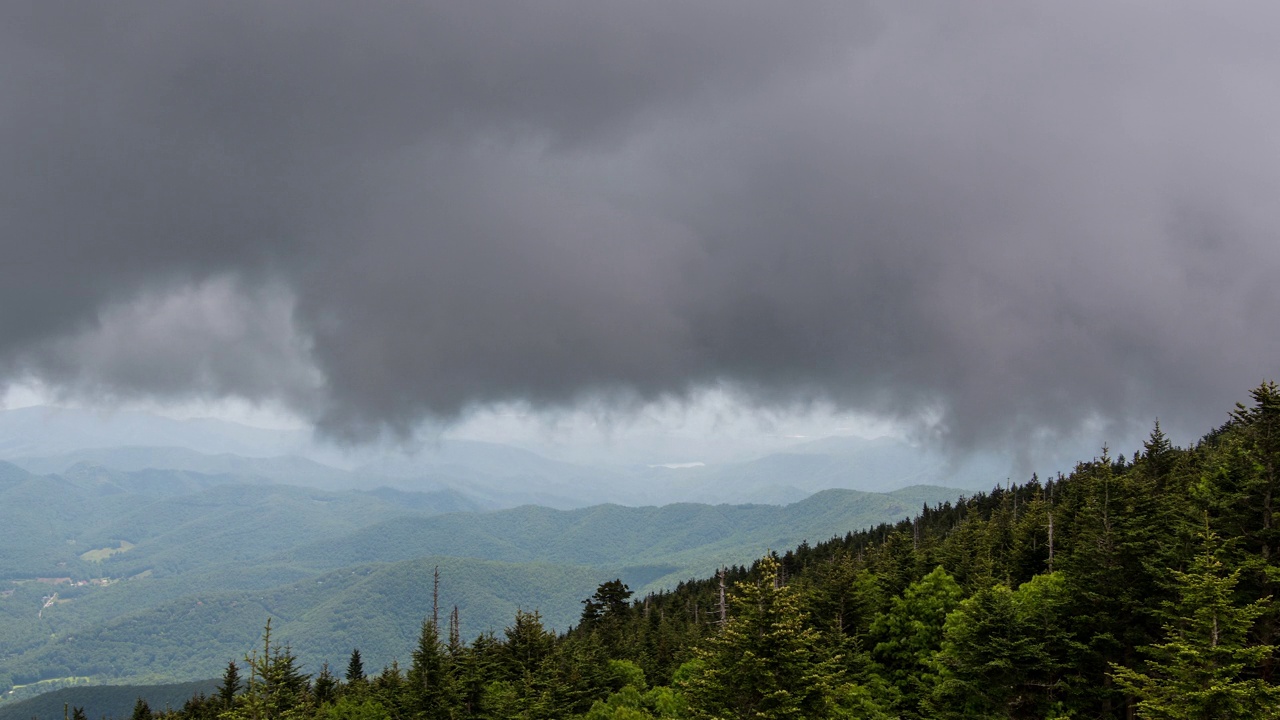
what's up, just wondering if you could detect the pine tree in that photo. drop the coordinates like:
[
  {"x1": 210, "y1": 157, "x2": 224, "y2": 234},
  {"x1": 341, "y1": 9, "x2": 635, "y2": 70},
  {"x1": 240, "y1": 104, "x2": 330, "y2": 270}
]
[
  {"x1": 929, "y1": 574, "x2": 1075, "y2": 719},
  {"x1": 503, "y1": 609, "x2": 556, "y2": 679},
  {"x1": 346, "y1": 649, "x2": 366, "y2": 684},
  {"x1": 130, "y1": 697, "x2": 151, "y2": 720},
  {"x1": 233, "y1": 619, "x2": 312, "y2": 720},
  {"x1": 408, "y1": 618, "x2": 454, "y2": 719},
  {"x1": 682, "y1": 554, "x2": 851, "y2": 719},
  {"x1": 313, "y1": 663, "x2": 339, "y2": 707},
  {"x1": 1112, "y1": 527, "x2": 1280, "y2": 718},
  {"x1": 1060, "y1": 450, "x2": 1168, "y2": 716},
  {"x1": 1144, "y1": 420, "x2": 1175, "y2": 481},
  {"x1": 218, "y1": 659, "x2": 241, "y2": 709}
]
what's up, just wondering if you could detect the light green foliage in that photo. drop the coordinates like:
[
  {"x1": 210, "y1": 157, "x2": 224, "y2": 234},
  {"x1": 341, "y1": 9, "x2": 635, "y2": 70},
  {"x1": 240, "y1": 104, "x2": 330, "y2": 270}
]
[
  {"x1": 606, "y1": 660, "x2": 646, "y2": 692},
  {"x1": 928, "y1": 573, "x2": 1075, "y2": 718},
  {"x1": 581, "y1": 685, "x2": 655, "y2": 720},
  {"x1": 317, "y1": 696, "x2": 391, "y2": 720},
  {"x1": 579, "y1": 661, "x2": 688, "y2": 720},
  {"x1": 868, "y1": 565, "x2": 963, "y2": 717}
]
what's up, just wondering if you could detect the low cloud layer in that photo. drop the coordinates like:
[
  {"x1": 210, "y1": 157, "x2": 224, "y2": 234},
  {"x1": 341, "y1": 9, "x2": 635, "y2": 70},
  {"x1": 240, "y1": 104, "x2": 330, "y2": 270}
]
[{"x1": 3, "y1": 1, "x2": 1279, "y2": 453}]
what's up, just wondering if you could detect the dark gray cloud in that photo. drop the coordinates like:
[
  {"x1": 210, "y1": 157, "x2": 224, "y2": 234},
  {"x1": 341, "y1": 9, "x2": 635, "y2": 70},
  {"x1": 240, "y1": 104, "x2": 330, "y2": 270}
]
[{"x1": 3, "y1": 0, "x2": 1279, "y2": 453}]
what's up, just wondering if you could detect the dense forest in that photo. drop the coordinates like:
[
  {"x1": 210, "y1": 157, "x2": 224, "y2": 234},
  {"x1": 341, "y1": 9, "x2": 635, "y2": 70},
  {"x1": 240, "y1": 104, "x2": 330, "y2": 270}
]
[{"x1": 64, "y1": 385, "x2": 1280, "y2": 718}]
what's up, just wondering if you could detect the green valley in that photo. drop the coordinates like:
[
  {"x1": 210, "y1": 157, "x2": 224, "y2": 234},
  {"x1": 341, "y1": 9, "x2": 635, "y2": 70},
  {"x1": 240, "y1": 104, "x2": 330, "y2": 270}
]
[{"x1": 0, "y1": 465, "x2": 961, "y2": 697}]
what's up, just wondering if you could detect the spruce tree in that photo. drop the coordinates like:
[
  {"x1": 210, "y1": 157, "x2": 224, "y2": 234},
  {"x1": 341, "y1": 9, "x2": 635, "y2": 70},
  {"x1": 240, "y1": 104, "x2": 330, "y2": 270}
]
[
  {"x1": 408, "y1": 618, "x2": 454, "y2": 719},
  {"x1": 682, "y1": 554, "x2": 849, "y2": 719},
  {"x1": 218, "y1": 659, "x2": 241, "y2": 709},
  {"x1": 234, "y1": 619, "x2": 312, "y2": 720},
  {"x1": 313, "y1": 663, "x2": 339, "y2": 707},
  {"x1": 346, "y1": 649, "x2": 366, "y2": 684},
  {"x1": 1112, "y1": 527, "x2": 1280, "y2": 718},
  {"x1": 929, "y1": 574, "x2": 1075, "y2": 719}
]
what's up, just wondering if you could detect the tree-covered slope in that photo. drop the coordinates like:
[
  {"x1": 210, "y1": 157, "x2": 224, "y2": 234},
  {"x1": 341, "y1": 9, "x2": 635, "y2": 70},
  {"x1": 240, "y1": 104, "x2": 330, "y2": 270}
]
[
  {"x1": 0, "y1": 469, "x2": 964, "y2": 697},
  {"x1": 273, "y1": 486, "x2": 960, "y2": 589},
  {"x1": 0, "y1": 556, "x2": 643, "y2": 689}
]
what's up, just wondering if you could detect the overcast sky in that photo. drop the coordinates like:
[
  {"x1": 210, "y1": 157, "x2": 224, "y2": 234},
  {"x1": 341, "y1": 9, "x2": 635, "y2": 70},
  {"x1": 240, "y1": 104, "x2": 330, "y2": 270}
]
[{"x1": 3, "y1": 2, "x2": 1279, "y2": 468}]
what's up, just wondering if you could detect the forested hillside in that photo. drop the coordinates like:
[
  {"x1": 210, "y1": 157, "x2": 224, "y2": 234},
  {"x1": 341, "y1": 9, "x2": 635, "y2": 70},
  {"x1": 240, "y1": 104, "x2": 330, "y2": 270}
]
[
  {"x1": 0, "y1": 473, "x2": 952, "y2": 698},
  {"x1": 81, "y1": 383, "x2": 1280, "y2": 719}
]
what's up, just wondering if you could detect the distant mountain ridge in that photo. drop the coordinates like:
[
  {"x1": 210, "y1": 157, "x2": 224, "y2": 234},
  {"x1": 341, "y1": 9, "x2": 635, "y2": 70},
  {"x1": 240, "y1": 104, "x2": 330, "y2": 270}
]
[
  {"x1": 13, "y1": 447, "x2": 360, "y2": 491},
  {"x1": 273, "y1": 485, "x2": 959, "y2": 589},
  {"x1": 0, "y1": 406, "x2": 1005, "y2": 510},
  {"x1": 0, "y1": 467, "x2": 969, "y2": 691}
]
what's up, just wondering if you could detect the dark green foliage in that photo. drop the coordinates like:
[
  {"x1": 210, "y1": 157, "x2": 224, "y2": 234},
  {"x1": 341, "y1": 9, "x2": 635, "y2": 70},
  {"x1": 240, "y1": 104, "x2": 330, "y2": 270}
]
[
  {"x1": 1112, "y1": 527, "x2": 1280, "y2": 718},
  {"x1": 217, "y1": 660, "x2": 240, "y2": 709},
  {"x1": 580, "y1": 580, "x2": 633, "y2": 627},
  {"x1": 408, "y1": 620, "x2": 452, "y2": 719},
  {"x1": 929, "y1": 574, "x2": 1075, "y2": 718},
  {"x1": 344, "y1": 650, "x2": 364, "y2": 684},
  {"x1": 313, "y1": 664, "x2": 338, "y2": 707}
]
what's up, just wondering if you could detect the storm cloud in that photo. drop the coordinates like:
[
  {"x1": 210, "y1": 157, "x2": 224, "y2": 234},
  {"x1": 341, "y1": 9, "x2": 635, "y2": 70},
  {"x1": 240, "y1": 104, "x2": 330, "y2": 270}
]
[{"x1": 3, "y1": 1, "x2": 1279, "y2": 452}]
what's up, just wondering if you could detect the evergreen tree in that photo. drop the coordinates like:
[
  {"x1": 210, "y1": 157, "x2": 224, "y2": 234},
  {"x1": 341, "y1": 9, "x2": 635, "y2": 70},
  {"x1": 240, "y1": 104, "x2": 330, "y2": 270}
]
[
  {"x1": 1144, "y1": 420, "x2": 1175, "y2": 481},
  {"x1": 580, "y1": 579, "x2": 636, "y2": 663},
  {"x1": 371, "y1": 660, "x2": 405, "y2": 714},
  {"x1": 503, "y1": 609, "x2": 556, "y2": 679},
  {"x1": 217, "y1": 659, "x2": 241, "y2": 709},
  {"x1": 1113, "y1": 527, "x2": 1280, "y2": 718},
  {"x1": 346, "y1": 649, "x2": 366, "y2": 684},
  {"x1": 682, "y1": 554, "x2": 853, "y2": 719},
  {"x1": 582, "y1": 581, "x2": 626, "y2": 626},
  {"x1": 130, "y1": 697, "x2": 151, "y2": 720},
  {"x1": 1061, "y1": 449, "x2": 1168, "y2": 716},
  {"x1": 232, "y1": 619, "x2": 312, "y2": 720},
  {"x1": 799, "y1": 551, "x2": 880, "y2": 639},
  {"x1": 408, "y1": 618, "x2": 453, "y2": 719},
  {"x1": 1212, "y1": 381, "x2": 1280, "y2": 680},
  {"x1": 313, "y1": 662, "x2": 339, "y2": 707},
  {"x1": 929, "y1": 574, "x2": 1075, "y2": 718}
]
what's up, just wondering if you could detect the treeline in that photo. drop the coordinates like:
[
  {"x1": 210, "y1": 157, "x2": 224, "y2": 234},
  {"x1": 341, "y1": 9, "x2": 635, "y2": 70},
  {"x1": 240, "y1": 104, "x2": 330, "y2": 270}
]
[{"x1": 118, "y1": 384, "x2": 1280, "y2": 718}]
